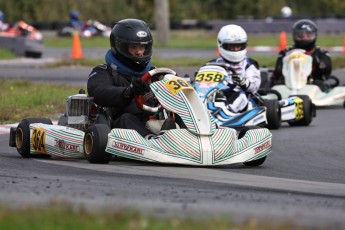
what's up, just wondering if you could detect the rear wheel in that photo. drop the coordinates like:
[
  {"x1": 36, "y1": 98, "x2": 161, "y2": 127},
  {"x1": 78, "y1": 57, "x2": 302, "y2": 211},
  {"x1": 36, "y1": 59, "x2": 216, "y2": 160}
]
[
  {"x1": 289, "y1": 95, "x2": 313, "y2": 126},
  {"x1": 238, "y1": 126, "x2": 267, "y2": 166},
  {"x1": 15, "y1": 118, "x2": 53, "y2": 158},
  {"x1": 84, "y1": 124, "x2": 112, "y2": 164},
  {"x1": 264, "y1": 99, "x2": 281, "y2": 129}
]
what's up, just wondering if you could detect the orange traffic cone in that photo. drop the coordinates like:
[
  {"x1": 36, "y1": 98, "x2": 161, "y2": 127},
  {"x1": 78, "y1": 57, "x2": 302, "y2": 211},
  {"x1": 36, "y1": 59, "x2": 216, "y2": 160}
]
[
  {"x1": 72, "y1": 32, "x2": 83, "y2": 59},
  {"x1": 279, "y1": 31, "x2": 287, "y2": 52}
]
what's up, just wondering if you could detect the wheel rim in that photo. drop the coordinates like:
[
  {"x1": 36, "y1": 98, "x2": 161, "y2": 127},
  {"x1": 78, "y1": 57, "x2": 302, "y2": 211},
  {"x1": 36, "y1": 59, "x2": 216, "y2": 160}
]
[
  {"x1": 15, "y1": 128, "x2": 24, "y2": 148},
  {"x1": 84, "y1": 133, "x2": 93, "y2": 155}
]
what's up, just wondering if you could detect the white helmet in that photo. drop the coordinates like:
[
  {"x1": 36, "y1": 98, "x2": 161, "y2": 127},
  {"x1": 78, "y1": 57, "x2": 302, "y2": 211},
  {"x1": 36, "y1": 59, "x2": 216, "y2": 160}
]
[{"x1": 217, "y1": 24, "x2": 247, "y2": 63}]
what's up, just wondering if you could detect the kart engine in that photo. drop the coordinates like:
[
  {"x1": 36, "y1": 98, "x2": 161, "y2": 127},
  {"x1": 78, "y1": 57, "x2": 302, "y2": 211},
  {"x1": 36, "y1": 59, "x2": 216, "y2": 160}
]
[{"x1": 65, "y1": 90, "x2": 93, "y2": 130}]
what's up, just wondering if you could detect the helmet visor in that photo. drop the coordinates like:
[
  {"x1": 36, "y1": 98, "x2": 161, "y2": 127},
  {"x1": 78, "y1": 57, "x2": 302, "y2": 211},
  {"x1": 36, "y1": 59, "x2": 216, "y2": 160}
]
[
  {"x1": 295, "y1": 31, "x2": 316, "y2": 42},
  {"x1": 221, "y1": 43, "x2": 247, "y2": 51},
  {"x1": 116, "y1": 39, "x2": 152, "y2": 62}
]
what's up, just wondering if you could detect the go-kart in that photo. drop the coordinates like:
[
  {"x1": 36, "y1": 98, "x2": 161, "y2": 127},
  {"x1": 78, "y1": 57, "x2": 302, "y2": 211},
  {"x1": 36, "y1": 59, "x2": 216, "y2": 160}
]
[
  {"x1": 57, "y1": 20, "x2": 111, "y2": 38},
  {"x1": 270, "y1": 49, "x2": 345, "y2": 108},
  {"x1": 192, "y1": 63, "x2": 313, "y2": 128},
  {"x1": 0, "y1": 20, "x2": 43, "y2": 58},
  {"x1": 9, "y1": 68, "x2": 272, "y2": 166}
]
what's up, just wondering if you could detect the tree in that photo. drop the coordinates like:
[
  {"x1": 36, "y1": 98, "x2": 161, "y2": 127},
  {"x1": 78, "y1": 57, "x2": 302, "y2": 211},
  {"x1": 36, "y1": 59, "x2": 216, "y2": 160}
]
[{"x1": 154, "y1": 0, "x2": 169, "y2": 45}]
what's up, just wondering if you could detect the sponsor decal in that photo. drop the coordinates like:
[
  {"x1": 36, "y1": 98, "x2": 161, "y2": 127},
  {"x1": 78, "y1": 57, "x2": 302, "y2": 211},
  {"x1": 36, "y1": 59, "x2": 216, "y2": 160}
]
[
  {"x1": 282, "y1": 108, "x2": 295, "y2": 115},
  {"x1": 32, "y1": 127, "x2": 46, "y2": 153},
  {"x1": 136, "y1": 31, "x2": 147, "y2": 38},
  {"x1": 55, "y1": 140, "x2": 80, "y2": 152},
  {"x1": 113, "y1": 141, "x2": 144, "y2": 155},
  {"x1": 254, "y1": 140, "x2": 271, "y2": 154},
  {"x1": 253, "y1": 114, "x2": 264, "y2": 123}
]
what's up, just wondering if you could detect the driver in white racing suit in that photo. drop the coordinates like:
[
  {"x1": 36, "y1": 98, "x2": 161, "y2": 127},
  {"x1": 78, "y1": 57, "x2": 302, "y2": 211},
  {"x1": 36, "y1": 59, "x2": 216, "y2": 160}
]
[{"x1": 207, "y1": 24, "x2": 261, "y2": 113}]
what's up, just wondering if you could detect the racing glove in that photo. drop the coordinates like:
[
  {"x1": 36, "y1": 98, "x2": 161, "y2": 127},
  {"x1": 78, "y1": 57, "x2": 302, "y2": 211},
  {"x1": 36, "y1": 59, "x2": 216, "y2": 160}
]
[
  {"x1": 232, "y1": 74, "x2": 250, "y2": 90},
  {"x1": 123, "y1": 78, "x2": 150, "y2": 99}
]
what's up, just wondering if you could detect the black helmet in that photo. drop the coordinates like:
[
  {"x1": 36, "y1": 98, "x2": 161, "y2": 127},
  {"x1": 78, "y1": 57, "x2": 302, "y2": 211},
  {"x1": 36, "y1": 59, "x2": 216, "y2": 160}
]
[
  {"x1": 110, "y1": 18, "x2": 153, "y2": 71},
  {"x1": 292, "y1": 19, "x2": 317, "y2": 50}
]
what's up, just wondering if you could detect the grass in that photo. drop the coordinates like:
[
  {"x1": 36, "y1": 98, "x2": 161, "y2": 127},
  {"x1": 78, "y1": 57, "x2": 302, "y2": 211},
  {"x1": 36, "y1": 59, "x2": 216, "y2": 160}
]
[
  {"x1": 0, "y1": 80, "x2": 81, "y2": 123},
  {"x1": 42, "y1": 30, "x2": 345, "y2": 48},
  {"x1": 2, "y1": 30, "x2": 345, "y2": 68},
  {"x1": 41, "y1": 30, "x2": 345, "y2": 68},
  {"x1": 0, "y1": 48, "x2": 17, "y2": 59},
  {"x1": 0, "y1": 203, "x2": 305, "y2": 230}
]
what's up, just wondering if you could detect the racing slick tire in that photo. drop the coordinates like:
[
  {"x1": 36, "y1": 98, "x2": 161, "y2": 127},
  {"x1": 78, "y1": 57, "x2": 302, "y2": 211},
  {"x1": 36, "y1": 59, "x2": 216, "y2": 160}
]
[
  {"x1": 14, "y1": 118, "x2": 53, "y2": 158},
  {"x1": 83, "y1": 124, "x2": 112, "y2": 164},
  {"x1": 238, "y1": 126, "x2": 267, "y2": 166},
  {"x1": 264, "y1": 99, "x2": 281, "y2": 130},
  {"x1": 289, "y1": 95, "x2": 314, "y2": 126}
]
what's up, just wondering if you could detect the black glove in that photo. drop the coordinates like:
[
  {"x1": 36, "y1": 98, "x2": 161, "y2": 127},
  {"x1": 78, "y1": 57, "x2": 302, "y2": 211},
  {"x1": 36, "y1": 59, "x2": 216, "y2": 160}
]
[
  {"x1": 123, "y1": 78, "x2": 150, "y2": 99},
  {"x1": 133, "y1": 78, "x2": 151, "y2": 95},
  {"x1": 232, "y1": 74, "x2": 250, "y2": 89}
]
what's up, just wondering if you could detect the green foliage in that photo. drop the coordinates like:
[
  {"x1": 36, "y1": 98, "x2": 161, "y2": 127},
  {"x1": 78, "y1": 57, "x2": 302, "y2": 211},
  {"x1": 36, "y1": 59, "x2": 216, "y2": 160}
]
[{"x1": 1, "y1": 0, "x2": 345, "y2": 24}]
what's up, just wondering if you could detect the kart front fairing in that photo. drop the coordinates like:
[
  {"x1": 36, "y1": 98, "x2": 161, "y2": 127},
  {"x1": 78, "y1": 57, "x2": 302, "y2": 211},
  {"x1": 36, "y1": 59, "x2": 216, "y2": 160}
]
[
  {"x1": 106, "y1": 74, "x2": 272, "y2": 165},
  {"x1": 193, "y1": 65, "x2": 268, "y2": 128}
]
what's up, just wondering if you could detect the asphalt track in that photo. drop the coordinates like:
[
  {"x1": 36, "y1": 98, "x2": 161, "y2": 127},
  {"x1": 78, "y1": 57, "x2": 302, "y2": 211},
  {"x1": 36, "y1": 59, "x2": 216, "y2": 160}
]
[{"x1": 0, "y1": 49, "x2": 345, "y2": 229}]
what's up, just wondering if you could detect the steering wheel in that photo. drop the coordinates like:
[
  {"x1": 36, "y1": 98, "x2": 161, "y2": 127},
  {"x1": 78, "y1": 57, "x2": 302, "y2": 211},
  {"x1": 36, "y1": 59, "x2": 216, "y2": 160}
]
[{"x1": 135, "y1": 68, "x2": 177, "y2": 112}]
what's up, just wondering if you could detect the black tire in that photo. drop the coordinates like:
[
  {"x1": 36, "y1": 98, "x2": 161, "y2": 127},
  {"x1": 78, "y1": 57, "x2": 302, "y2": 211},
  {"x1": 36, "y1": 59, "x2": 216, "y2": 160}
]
[
  {"x1": 57, "y1": 27, "x2": 74, "y2": 37},
  {"x1": 238, "y1": 126, "x2": 267, "y2": 166},
  {"x1": 289, "y1": 95, "x2": 313, "y2": 126},
  {"x1": 15, "y1": 118, "x2": 53, "y2": 158},
  {"x1": 83, "y1": 124, "x2": 112, "y2": 164},
  {"x1": 25, "y1": 51, "x2": 42, "y2": 59},
  {"x1": 264, "y1": 99, "x2": 281, "y2": 130}
]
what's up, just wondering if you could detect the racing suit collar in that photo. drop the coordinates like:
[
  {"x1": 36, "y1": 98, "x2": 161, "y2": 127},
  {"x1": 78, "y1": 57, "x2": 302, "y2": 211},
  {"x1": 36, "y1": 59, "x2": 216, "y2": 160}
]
[{"x1": 105, "y1": 49, "x2": 152, "y2": 78}]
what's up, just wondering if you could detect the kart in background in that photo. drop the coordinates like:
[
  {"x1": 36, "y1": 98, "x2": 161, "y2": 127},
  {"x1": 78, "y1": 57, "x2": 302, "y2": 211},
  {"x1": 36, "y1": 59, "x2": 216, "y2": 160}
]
[
  {"x1": 0, "y1": 20, "x2": 43, "y2": 58},
  {"x1": 9, "y1": 68, "x2": 272, "y2": 167},
  {"x1": 192, "y1": 63, "x2": 314, "y2": 128},
  {"x1": 270, "y1": 49, "x2": 345, "y2": 108},
  {"x1": 57, "y1": 20, "x2": 111, "y2": 38}
]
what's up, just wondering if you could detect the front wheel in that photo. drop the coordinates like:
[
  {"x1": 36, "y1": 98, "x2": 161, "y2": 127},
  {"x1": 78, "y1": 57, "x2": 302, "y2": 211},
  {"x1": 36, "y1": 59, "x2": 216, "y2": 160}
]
[
  {"x1": 264, "y1": 99, "x2": 281, "y2": 129},
  {"x1": 238, "y1": 126, "x2": 267, "y2": 166},
  {"x1": 15, "y1": 118, "x2": 53, "y2": 158},
  {"x1": 83, "y1": 124, "x2": 112, "y2": 164}
]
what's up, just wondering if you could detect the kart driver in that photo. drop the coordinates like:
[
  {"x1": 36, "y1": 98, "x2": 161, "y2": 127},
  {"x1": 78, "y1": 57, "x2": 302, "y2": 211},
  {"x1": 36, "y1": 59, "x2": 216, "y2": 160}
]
[
  {"x1": 272, "y1": 19, "x2": 333, "y2": 91},
  {"x1": 68, "y1": 10, "x2": 83, "y2": 29},
  {"x1": 87, "y1": 18, "x2": 157, "y2": 139},
  {"x1": 207, "y1": 24, "x2": 261, "y2": 113}
]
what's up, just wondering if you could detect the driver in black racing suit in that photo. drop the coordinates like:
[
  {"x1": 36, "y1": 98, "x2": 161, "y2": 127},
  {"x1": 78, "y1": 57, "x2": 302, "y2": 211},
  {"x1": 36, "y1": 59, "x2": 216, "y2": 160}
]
[
  {"x1": 87, "y1": 18, "x2": 156, "y2": 138},
  {"x1": 272, "y1": 19, "x2": 334, "y2": 91}
]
